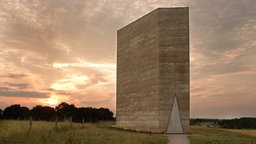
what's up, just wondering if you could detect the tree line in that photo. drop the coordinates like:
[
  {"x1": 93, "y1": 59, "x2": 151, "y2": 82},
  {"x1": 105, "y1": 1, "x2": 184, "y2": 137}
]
[
  {"x1": 218, "y1": 117, "x2": 256, "y2": 129},
  {"x1": 190, "y1": 117, "x2": 256, "y2": 129},
  {"x1": 0, "y1": 102, "x2": 114, "y2": 123}
]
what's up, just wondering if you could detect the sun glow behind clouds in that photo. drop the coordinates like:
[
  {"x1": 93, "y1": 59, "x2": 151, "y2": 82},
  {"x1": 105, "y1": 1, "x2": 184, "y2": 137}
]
[
  {"x1": 53, "y1": 61, "x2": 115, "y2": 69},
  {"x1": 41, "y1": 96, "x2": 60, "y2": 107},
  {"x1": 52, "y1": 60, "x2": 116, "y2": 87},
  {"x1": 50, "y1": 74, "x2": 89, "y2": 91},
  {"x1": 47, "y1": 98, "x2": 58, "y2": 106},
  {"x1": 48, "y1": 60, "x2": 116, "y2": 109}
]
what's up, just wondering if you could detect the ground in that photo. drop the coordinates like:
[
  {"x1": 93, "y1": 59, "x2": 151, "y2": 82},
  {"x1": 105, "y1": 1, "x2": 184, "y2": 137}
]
[
  {"x1": 0, "y1": 120, "x2": 167, "y2": 144},
  {"x1": 1, "y1": 120, "x2": 256, "y2": 144},
  {"x1": 189, "y1": 125, "x2": 256, "y2": 144}
]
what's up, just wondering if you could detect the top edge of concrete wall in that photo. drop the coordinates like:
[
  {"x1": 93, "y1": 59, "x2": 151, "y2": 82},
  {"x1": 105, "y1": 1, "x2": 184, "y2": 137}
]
[{"x1": 117, "y1": 7, "x2": 189, "y2": 32}]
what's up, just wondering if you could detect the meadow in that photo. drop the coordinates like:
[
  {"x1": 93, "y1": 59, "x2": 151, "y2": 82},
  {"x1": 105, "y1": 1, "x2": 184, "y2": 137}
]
[
  {"x1": 189, "y1": 125, "x2": 256, "y2": 144},
  {"x1": 0, "y1": 120, "x2": 167, "y2": 144},
  {"x1": 1, "y1": 120, "x2": 256, "y2": 144}
]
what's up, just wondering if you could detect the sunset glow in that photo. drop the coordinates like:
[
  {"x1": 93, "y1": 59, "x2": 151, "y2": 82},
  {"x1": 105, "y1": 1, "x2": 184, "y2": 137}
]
[
  {"x1": 46, "y1": 98, "x2": 59, "y2": 106},
  {"x1": 0, "y1": 0, "x2": 255, "y2": 118}
]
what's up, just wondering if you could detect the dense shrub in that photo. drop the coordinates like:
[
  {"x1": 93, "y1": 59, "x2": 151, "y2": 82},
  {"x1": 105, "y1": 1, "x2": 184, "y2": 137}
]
[
  {"x1": 219, "y1": 117, "x2": 256, "y2": 129},
  {"x1": 3, "y1": 104, "x2": 29, "y2": 120},
  {"x1": 1, "y1": 102, "x2": 114, "y2": 122}
]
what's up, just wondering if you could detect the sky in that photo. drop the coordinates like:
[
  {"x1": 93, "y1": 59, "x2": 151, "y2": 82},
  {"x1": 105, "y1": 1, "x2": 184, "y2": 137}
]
[{"x1": 0, "y1": 0, "x2": 255, "y2": 119}]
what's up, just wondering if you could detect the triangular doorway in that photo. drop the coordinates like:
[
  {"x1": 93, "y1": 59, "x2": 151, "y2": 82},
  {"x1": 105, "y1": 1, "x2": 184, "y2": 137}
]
[{"x1": 167, "y1": 96, "x2": 183, "y2": 133}]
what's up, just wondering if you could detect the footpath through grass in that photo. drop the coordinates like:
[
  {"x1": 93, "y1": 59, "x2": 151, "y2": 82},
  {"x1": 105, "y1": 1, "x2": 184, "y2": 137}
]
[
  {"x1": 189, "y1": 125, "x2": 256, "y2": 144},
  {"x1": 0, "y1": 120, "x2": 168, "y2": 144}
]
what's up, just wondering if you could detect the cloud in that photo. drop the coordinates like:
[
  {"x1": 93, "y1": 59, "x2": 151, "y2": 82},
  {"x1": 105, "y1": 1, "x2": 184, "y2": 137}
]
[
  {"x1": 0, "y1": 90, "x2": 49, "y2": 98},
  {"x1": 0, "y1": 87, "x2": 11, "y2": 91},
  {"x1": 0, "y1": 0, "x2": 255, "y2": 118},
  {"x1": 81, "y1": 97, "x2": 113, "y2": 106},
  {"x1": 74, "y1": 73, "x2": 108, "y2": 90},
  {"x1": 0, "y1": 0, "x2": 189, "y2": 64},
  {"x1": 3, "y1": 73, "x2": 28, "y2": 79},
  {"x1": 5, "y1": 82, "x2": 29, "y2": 89},
  {"x1": 41, "y1": 88, "x2": 71, "y2": 96},
  {"x1": 73, "y1": 91, "x2": 115, "y2": 111},
  {"x1": 190, "y1": 0, "x2": 256, "y2": 67},
  {"x1": 51, "y1": 60, "x2": 115, "y2": 91}
]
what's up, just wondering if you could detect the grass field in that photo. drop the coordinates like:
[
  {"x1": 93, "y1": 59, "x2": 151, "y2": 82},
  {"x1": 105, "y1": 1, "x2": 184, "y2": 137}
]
[
  {"x1": 189, "y1": 125, "x2": 256, "y2": 144},
  {"x1": 0, "y1": 120, "x2": 168, "y2": 144},
  {"x1": 1, "y1": 120, "x2": 256, "y2": 144},
  {"x1": 225, "y1": 129, "x2": 256, "y2": 137}
]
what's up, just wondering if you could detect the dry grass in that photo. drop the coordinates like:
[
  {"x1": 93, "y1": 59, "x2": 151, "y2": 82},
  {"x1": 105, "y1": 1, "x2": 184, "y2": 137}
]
[
  {"x1": 224, "y1": 129, "x2": 256, "y2": 137},
  {"x1": 189, "y1": 125, "x2": 256, "y2": 144},
  {"x1": 0, "y1": 120, "x2": 168, "y2": 144}
]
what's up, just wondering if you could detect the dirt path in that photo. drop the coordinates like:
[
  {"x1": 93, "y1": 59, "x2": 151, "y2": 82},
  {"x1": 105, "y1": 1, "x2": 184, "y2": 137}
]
[{"x1": 167, "y1": 134, "x2": 190, "y2": 144}]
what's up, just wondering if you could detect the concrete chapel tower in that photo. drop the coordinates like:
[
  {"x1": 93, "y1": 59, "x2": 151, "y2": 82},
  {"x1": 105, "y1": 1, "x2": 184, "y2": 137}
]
[{"x1": 116, "y1": 7, "x2": 189, "y2": 133}]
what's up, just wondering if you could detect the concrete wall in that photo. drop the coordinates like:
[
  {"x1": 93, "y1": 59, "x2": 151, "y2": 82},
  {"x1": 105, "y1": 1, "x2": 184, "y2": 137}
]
[{"x1": 116, "y1": 7, "x2": 189, "y2": 133}]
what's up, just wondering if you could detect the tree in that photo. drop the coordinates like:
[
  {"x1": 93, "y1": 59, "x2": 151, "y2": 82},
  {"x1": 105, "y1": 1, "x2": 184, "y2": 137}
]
[
  {"x1": 3, "y1": 104, "x2": 29, "y2": 120},
  {"x1": 1, "y1": 102, "x2": 115, "y2": 122},
  {"x1": 219, "y1": 117, "x2": 256, "y2": 129},
  {"x1": 72, "y1": 107, "x2": 114, "y2": 123},
  {"x1": 98, "y1": 108, "x2": 114, "y2": 121},
  {"x1": 73, "y1": 107, "x2": 94, "y2": 122},
  {"x1": 30, "y1": 105, "x2": 55, "y2": 121},
  {"x1": 0, "y1": 109, "x2": 3, "y2": 119},
  {"x1": 55, "y1": 102, "x2": 76, "y2": 120}
]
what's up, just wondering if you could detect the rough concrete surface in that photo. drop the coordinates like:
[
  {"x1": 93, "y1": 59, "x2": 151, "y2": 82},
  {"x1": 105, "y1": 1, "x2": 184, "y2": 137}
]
[
  {"x1": 167, "y1": 134, "x2": 190, "y2": 144},
  {"x1": 116, "y1": 7, "x2": 189, "y2": 133}
]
